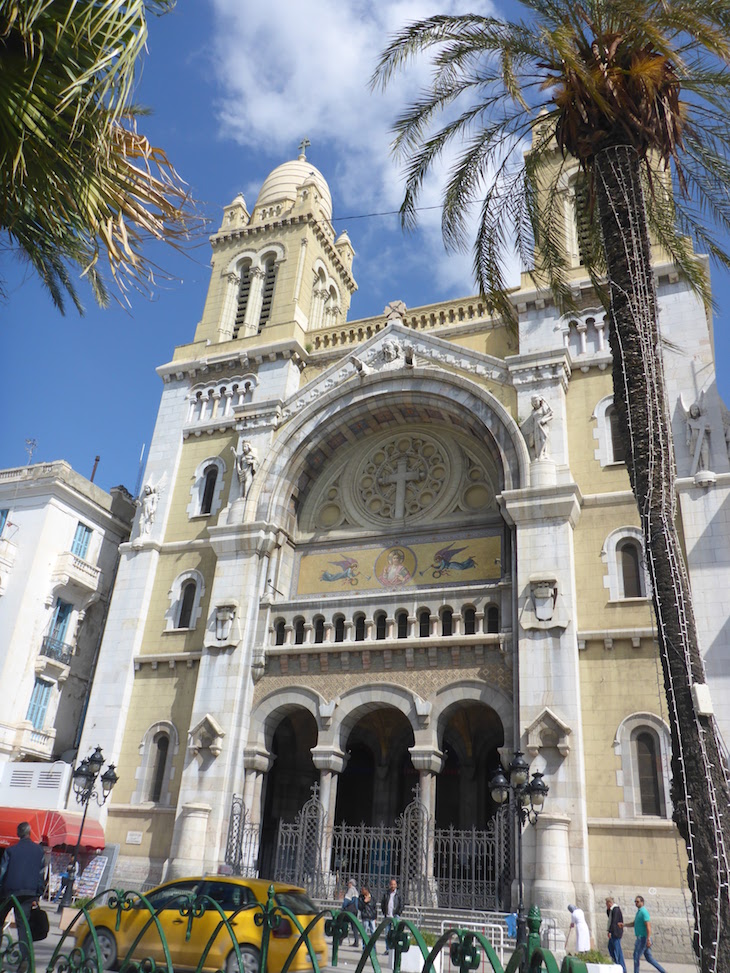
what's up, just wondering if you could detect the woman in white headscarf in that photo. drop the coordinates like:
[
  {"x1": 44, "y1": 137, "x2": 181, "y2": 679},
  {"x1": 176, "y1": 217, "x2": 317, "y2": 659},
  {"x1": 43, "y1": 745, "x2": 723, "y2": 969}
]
[{"x1": 566, "y1": 904, "x2": 591, "y2": 952}]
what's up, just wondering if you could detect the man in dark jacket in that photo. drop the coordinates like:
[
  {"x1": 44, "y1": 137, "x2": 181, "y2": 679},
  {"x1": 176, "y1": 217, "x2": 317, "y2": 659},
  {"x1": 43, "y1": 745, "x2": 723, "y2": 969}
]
[
  {"x1": 0, "y1": 822, "x2": 46, "y2": 956},
  {"x1": 606, "y1": 896, "x2": 627, "y2": 972},
  {"x1": 380, "y1": 878, "x2": 404, "y2": 955}
]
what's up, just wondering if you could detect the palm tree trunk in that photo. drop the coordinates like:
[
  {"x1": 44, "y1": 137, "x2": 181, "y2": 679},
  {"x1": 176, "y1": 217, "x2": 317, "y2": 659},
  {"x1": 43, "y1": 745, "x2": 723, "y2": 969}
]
[{"x1": 593, "y1": 143, "x2": 730, "y2": 973}]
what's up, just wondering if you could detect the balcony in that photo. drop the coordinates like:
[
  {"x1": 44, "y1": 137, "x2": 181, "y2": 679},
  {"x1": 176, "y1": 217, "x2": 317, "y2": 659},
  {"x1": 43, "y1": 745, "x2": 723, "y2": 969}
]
[
  {"x1": 51, "y1": 551, "x2": 102, "y2": 596},
  {"x1": 13, "y1": 722, "x2": 56, "y2": 760},
  {"x1": 40, "y1": 636, "x2": 73, "y2": 666},
  {"x1": 36, "y1": 637, "x2": 72, "y2": 683}
]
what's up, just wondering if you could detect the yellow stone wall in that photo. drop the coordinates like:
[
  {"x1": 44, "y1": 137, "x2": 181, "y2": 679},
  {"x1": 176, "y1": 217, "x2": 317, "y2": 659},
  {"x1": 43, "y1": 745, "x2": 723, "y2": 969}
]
[
  {"x1": 588, "y1": 826, "x2": 687, "y2": 888},
  {"x1": 164, "y1": 434, "x2": 237, "y2": 544},
  {"x1": 107, "y1": 663, "x2": 199, "y2": 855},
  {"x1": 140, "y1": 547, "x2": 217, "y2": 654}
]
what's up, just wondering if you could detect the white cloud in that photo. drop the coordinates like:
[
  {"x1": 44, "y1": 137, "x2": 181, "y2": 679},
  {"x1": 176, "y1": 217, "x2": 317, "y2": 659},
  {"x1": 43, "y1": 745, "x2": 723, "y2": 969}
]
[{"x1": 208, "y1": 0, "x2": 520, "y2": 307}]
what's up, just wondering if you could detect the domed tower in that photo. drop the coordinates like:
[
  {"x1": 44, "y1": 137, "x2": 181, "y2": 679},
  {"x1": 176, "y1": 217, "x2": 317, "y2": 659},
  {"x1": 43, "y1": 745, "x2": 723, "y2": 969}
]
[{"x1": 193, "y1": 145, "x2": 357, "y2": 347}]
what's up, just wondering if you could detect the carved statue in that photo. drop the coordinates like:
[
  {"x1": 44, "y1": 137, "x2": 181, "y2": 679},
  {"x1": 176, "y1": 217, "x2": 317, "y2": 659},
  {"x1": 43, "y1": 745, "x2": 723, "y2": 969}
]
[
  {"x1": 522, "y1": 395, "x2": 553, "y2": 461},
  {"x1": 137, "y1": 478, "x2": 164, "y2": 535},
  {"x1": 382, "y1": 339, "x2": 400, "y2": 363},
  {"x1": 684, "y1": 400, "x2": 711, "y2": 473},
  {"x1": 230, "y1": 439, "x2": 258, "y2": 499}
]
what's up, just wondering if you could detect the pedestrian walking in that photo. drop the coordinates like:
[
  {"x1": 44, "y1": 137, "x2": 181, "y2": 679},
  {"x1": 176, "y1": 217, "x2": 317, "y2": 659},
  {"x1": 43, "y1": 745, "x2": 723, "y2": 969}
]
[
  {"x1": 380, "y1": 878, "x2": 404, "y2": 956},
  {"x1": 606, "y1": 897, "x2": 627, "y2": 972},
  {"x1": 566, "y1": 903, "x2": 591, "y2": 953},
  {"x1": 0, "y1": 821, "x2": 46, "y2": 961},
  {"x1": 359, "y1": 885, "x2": 377, "y2": 947},
  {"x1": 632, "y1": 895, "x2": 666, "y2": 973},
  {"x1": 342, "y1": 879, "x2": 360, "y2": 947}
]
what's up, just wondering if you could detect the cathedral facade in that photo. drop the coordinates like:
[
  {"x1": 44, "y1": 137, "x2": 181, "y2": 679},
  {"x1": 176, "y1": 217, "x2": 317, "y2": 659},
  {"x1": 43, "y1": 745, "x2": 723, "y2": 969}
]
[{"x1": 78, "y1": 148, "x2": 730, "y2": 960}]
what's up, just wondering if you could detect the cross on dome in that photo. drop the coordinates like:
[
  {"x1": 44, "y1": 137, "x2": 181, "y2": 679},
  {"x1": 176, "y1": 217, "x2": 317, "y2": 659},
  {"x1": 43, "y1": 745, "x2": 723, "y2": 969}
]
[{"x1": 298, "y1": 137, "x2": 311, "y2": 160}]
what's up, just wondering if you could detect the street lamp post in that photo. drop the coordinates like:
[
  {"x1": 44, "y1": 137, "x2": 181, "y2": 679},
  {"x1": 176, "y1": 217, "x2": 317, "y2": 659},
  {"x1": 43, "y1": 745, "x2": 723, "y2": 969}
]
[
  {"x1": 488, "y1": 751, "x2": 549, "y2": 958},
  {"x1": 61, "y1": 746, "x2": 118, "y2": 907}
]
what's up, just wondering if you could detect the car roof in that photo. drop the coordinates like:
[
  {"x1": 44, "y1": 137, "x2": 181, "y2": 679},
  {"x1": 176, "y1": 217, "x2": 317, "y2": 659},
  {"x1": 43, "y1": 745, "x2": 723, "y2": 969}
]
[{"x1": 165, "y1": 876, "x2": 308, "y2": 895}]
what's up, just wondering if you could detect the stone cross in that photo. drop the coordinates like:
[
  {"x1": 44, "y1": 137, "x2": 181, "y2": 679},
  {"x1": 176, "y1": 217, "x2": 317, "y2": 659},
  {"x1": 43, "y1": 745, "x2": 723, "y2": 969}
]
[
  {"x1": 298, "y1": 137, "x2": 311, "y2": 159},
  {"x1": 379, "y1": 456, "x2": 423, "y2": 519}
]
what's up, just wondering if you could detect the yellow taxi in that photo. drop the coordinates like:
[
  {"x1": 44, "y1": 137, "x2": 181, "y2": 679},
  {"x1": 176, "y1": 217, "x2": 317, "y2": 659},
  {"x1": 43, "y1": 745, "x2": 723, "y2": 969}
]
[{"x1": 75, "y1": 876, "x2": 327, "y2": 972}]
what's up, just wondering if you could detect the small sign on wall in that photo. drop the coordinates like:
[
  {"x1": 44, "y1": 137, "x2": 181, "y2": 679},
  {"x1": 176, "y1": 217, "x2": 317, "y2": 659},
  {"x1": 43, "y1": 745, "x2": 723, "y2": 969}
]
[{"x1": 126, "y1": 830, "x2": 143, "y2": 845}]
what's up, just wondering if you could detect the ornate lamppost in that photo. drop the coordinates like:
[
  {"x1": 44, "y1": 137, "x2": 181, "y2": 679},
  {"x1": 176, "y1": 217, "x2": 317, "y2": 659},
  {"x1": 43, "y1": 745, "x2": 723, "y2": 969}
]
[
  {"x1": 61, "y1": 746, "x2": 118, "y2": 907},
  {"x1": 489, "y1": 751, "x2": 548, "y2": 955}
]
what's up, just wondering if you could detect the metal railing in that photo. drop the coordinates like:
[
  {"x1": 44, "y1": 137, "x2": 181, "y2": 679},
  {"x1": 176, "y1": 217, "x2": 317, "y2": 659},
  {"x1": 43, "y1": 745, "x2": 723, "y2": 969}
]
[
  {"x1": 40, "y1": 637, "x2": 73, "y2": 666},
  {"x1": 0, "y1": 890, "x2": 586, "y2": 973}
]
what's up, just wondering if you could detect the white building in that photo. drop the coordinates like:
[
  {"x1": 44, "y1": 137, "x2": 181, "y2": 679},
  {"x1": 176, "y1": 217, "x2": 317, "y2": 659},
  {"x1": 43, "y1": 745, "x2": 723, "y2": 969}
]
[{"x1": 0, "y1": 462, "x2": 135, "y2": 765}]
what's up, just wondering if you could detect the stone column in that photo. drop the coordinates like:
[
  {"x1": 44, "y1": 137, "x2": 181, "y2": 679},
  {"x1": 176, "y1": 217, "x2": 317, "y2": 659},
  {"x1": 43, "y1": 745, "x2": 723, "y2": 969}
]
[
  {"x1": 311, "y1": 746, "x2": 346, "y2": 882},
  {"x1": 500, "y1": 481, "x2": 590, "y2": 919},
  {"x1": 409, "y1": 746, "x2": 444, "y2": 895}
]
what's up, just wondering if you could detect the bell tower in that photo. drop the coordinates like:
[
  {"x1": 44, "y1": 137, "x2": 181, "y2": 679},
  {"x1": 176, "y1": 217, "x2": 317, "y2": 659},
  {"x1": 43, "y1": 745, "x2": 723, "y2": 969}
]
[{"x1": 193, "y1": 143, "x2": 357, "y2": 349}]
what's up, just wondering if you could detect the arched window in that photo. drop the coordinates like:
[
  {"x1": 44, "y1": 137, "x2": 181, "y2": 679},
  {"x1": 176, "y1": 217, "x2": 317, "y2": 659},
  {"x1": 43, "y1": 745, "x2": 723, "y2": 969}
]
[
  {"x1": 177, "y1": 580, "x2": 197, "y2": 629},
  {"x1": 603, "y1": 527, "x2": 648, "y2": 601},
  {"x1": 258, "y1": 257, "x2": 277, "y2": 332},
  {"x1": 593, "y1": 395, "x2": 627, "y2": 467},
  {"x1": 636, "y1": 731, "x2": 663, "y2": 816},
  {"x1": 314, "y1": 617, "x2": 325, "y2": 644},
  {"x1": 463, "y1": 607, "x2": 476, "y2": 635},
  {"x1": 618, "y1": 539, "x2": 645, "y2": 598},
  {"x1": 334, "y1": 616, "x2": 345, "y2": 643},
  {"x1": 132, "y1": 722, "x2": 179, "y2": 806},
  {"x1": 150, "y1": 732, "x2": 170, "y2": 803},
  {"x1": 419, "y1": 610, "x2": 431, "y2": 638},
  {"x1": 396, "y1": 611, "x2": 408, "y2": 639},
  {"x1": 375, "y1": 612, "x2": 387, "y2": 640},
  {"x1": 607, "y1": 405, "x2": 626, "y2": 463},
  {"x1": 294, "y1": 618, "x2": 305, "y2": 645},
  {"x1": 233, "y1": 261, "x2": 252, "y2": 339},
  {"x1": 354, "y1": 615, "x2": 366, "y2": 641},
  {"x1": 188, "y1": 457, "x2": 226, "y2": 519},
  {"x1": 487, "y1": 606, "x2": 499, "y2": 633},
  {"x1": 200, "y1": 465, "x2": 218, "y2": 515},
  {"x1": 166, "y1": 570, "x2": 205, "y2": 632},
  {"x1": 441, "y1": 609, "x2": 453, "y2": 637},
  {"x1": 274, "y1": 619, "x2": 286, "y2": 646},
  {"x1": 614, "y1": 714, "x2": 671, "y2": 819}
]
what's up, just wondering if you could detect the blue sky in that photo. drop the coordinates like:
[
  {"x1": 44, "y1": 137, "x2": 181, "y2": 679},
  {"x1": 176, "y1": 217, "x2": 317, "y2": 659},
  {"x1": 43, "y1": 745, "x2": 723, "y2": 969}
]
[{"x1": 4, "y1": 0, "x2": 730, "y2": 494}]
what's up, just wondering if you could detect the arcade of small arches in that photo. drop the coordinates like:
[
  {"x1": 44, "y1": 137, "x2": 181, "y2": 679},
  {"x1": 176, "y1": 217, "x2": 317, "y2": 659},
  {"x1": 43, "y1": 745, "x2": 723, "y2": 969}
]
[
  {"x1": 272, "y1": 604, "x2": 501, "y2": 647},
  {"x1": 242, "y1": 683, "x2": 511, "y2": 876}
]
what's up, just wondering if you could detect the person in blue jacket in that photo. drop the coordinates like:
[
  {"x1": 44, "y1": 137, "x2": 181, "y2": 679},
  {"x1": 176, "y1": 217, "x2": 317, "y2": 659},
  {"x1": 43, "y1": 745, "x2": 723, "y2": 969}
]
[{"x1": 0, "y1": 822, "x2": 46, "y2": 957}]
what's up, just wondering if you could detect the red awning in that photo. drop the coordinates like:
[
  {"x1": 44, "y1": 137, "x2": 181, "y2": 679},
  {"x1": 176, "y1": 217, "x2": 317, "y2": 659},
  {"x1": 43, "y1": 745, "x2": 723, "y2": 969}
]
[{"x1": 0, "y1": 807, "x2": 105, "y2": 851}]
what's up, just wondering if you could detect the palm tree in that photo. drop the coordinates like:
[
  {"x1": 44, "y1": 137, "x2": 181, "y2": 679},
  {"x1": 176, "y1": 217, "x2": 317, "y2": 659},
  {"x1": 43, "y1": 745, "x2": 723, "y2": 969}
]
[
  {"x1": 373, "y1": 2, "x2": 730, "y2": 968},
  {"x1": 0, "y1": 0, "x2": 196, "y2": 313}
]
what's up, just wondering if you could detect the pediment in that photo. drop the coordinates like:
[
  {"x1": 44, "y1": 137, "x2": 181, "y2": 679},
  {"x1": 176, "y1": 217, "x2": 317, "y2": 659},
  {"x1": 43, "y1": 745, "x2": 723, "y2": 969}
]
[
  {"x1": 280, "y1": 321, "x2": 510, "y2": 425},
  {"x1": 525, "y1": 706, "x2": 572, "y2": 758}
]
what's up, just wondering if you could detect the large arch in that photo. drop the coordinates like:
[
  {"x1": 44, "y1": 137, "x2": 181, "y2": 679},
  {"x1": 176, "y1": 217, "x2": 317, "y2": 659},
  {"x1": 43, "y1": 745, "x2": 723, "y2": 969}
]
[{"x1": 246, "y1": 362, "x2": 529, "y2": 529}]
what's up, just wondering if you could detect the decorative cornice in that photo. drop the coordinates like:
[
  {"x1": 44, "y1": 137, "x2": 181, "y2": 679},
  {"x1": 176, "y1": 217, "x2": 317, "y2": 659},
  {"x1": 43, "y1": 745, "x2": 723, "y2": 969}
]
[{"x1": 505, "y1": 349, "x2": 572, "y2": 391}]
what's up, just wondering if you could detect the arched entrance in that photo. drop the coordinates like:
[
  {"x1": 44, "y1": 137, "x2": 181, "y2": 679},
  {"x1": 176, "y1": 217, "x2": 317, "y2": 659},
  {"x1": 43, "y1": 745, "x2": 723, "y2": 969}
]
[
  {"x1": 335, "y1": 708, "x2": 416, "y2": 826},
  {"x1": 259, "y1": 708, "x2": 318, "y2": 876}
]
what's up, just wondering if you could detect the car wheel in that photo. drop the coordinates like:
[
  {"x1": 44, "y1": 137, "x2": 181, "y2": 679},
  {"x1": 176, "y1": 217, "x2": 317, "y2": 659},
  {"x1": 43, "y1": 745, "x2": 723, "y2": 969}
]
[
  {"x1": 84, "y1": 928, "x2": 118, "y2": 971},
  {"x1": 225, "y1": 944, "x2": 260, "y2": 973}
]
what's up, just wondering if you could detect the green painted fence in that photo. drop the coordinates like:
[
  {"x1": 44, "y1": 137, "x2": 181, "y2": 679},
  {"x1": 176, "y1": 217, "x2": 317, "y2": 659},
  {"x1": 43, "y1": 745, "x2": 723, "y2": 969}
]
[{"x1": 0, "y1": 890, "x2": 588, "y2": 973}]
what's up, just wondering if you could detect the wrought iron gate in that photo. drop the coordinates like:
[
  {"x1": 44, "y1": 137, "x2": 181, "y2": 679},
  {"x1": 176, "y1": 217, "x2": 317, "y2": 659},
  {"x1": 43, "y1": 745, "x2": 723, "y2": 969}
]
[
  {"x1": 224, "y1": 794, "x2": 262, "y2": 877},
  {"x1": 273, "y1": 789, "x2": 509, "y2": 910}
]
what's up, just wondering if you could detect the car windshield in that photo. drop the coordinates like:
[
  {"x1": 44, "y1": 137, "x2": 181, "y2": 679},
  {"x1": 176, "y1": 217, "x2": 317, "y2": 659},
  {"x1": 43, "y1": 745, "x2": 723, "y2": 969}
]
[{"x1": 275, "y1": 890, "x2": 318, "y2": 915}]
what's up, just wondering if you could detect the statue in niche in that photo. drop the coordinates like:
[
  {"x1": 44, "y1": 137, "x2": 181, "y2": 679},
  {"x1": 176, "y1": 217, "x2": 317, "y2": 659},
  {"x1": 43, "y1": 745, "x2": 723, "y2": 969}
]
[
  {"x1": 230, "y1": 438, "x2": 258, "y2": 500},
  {"x1": 137, "y1": 475, "x2": 165, "y2": 535},
  {"x1": 522, "y1": 395, "x2": 553, "y2": 460},
  {"x1": 684, "y1": 400, "x2": 711, "y2": 473}
]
